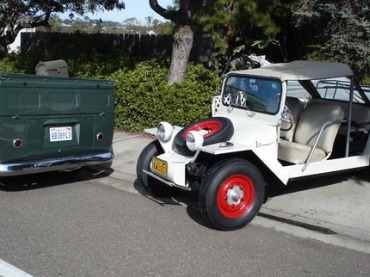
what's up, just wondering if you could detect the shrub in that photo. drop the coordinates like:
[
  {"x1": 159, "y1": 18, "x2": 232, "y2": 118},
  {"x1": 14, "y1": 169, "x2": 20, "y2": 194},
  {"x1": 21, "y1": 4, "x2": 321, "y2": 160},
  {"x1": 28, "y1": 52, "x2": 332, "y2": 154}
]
[
  {"x1": 111, "y1": 60, "x2": 221, "y2": 132},
  {"x1": 0, "y1": 54, "x2": 24, "y2": 73}
]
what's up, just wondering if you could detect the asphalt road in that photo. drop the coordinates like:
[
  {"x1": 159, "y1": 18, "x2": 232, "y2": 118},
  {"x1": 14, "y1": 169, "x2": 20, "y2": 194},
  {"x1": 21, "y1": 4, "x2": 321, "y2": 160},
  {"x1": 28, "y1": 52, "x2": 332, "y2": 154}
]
[{"x1": 0, "y1": 169, "x2": 369, "y2": 277}]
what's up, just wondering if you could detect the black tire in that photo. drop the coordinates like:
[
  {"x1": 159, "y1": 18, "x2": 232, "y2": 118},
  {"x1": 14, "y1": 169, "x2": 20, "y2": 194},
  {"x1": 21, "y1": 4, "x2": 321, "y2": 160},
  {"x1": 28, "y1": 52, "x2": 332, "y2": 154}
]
[
  {"x1": 136, "y1": 140, "x2": 179, "y2": 197},
  {"x1": 199, "y1": 159, "x2": 265, "y2": 230},
  {"x1": 174, "y1": 117, "x2": 234, "y2": 155}
]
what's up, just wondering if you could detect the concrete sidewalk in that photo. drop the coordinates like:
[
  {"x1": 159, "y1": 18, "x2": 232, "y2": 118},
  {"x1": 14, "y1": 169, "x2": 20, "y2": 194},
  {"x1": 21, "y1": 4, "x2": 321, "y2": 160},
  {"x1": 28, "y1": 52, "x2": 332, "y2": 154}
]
[{"x1": 109, "y1": 131, "x2": 370, "y2": 251}]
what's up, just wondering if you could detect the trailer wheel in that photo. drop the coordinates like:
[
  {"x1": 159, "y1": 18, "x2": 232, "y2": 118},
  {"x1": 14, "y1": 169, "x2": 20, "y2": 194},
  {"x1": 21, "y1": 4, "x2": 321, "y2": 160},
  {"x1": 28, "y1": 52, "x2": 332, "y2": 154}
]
[
  {"x1": 200, "y1": 159, "x2": 265, "y2": 230},
  {"x1": 136, "y1": 140, "x2": 179, "y2": 197},
  {"x1": 174, "y1": 117, "x2": 234, "y2": 155}
]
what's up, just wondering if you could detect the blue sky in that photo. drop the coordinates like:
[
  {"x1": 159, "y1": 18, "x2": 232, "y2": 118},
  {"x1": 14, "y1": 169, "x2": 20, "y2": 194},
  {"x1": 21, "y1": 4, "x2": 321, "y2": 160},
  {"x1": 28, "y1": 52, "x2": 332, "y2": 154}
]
[{"x1": 85, "y1": 0, "x2": 175, "y2": 23}]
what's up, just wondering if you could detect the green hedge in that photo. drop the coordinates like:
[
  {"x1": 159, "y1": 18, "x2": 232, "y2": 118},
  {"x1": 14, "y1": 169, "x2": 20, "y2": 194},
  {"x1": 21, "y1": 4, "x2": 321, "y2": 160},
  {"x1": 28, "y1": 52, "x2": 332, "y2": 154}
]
[
  {"x1": 111, "y1": 60, "x2": 221, "y2": 132},
  {"x1": 0, "y1": 52, "x2": 222, "y2": 132}
]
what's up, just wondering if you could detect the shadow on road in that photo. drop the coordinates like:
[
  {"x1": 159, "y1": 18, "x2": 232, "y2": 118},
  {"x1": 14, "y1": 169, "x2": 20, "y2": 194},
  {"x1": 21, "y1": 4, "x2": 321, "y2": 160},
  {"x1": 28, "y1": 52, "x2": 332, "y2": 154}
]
[
  {"x1": 0, "y1": 165, "x2": 114, "y2": 192},
  {"x1": 133, "y1": 178, "x2": 223, "y2": 230}
]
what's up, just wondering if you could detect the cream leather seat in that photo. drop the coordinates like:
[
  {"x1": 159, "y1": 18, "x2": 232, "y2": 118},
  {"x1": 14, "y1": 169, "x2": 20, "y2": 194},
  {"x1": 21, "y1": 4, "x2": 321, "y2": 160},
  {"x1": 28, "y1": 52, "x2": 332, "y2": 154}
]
[{"x1": 278, "y1": 101, "x2": 345, "y2": 164}]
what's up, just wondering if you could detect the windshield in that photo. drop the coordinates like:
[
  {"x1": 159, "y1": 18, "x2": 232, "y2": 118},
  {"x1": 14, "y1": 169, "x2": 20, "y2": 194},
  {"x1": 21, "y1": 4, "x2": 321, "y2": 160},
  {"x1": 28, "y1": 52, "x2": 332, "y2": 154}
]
[{"x1": 222, "y1": 75, "x2": 282, "y2": 114}]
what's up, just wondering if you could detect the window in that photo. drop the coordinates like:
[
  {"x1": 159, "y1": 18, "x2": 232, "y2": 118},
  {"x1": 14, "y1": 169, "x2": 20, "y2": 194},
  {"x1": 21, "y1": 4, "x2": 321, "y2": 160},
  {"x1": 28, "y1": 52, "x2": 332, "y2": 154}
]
[{"x1": 315, "y1": 79, "x2": 365, "y2": 103}]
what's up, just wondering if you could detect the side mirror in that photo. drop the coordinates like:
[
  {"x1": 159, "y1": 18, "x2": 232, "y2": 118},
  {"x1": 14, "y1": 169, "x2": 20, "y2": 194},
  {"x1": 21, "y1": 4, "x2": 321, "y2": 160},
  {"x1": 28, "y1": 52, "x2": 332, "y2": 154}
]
[{"x1": 281, "y1": 105, "x2": 293, "y2": 131}]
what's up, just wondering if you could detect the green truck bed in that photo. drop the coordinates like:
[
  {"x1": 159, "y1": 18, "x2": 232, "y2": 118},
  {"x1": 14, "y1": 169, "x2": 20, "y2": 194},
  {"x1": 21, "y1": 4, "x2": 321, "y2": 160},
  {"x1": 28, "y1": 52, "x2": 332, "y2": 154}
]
[{"x1": 0, "y1": 72, "x2": 115, "y2": 176}]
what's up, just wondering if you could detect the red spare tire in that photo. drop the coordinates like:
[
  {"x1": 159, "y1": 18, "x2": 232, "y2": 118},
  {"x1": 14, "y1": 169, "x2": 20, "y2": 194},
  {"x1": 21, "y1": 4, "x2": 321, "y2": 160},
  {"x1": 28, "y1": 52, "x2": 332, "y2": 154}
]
[{"x1": 174, "y1": 117, "x2": 234, "y2": 155}]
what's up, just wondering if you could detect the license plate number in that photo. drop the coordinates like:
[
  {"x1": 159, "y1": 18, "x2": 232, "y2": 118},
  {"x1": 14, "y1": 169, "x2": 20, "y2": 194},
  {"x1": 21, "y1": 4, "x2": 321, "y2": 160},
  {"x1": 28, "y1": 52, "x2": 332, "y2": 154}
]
[
  {"x1": 152, "y1": 157, "x2": 167, "y2": 177},
  {"x1": 50, "y1": 126, "x2": 72, "y2": 142}
]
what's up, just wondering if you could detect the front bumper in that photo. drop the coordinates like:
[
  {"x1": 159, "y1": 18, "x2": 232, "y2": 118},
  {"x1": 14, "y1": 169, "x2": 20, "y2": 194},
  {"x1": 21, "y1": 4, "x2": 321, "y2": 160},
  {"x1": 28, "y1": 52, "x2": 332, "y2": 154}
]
[
  {"x1": 143, "y1": 169, "x2": 192, "y2": 191},
  {"x1": 0, "y1": 151, "x2": 113, "y2": 176}
]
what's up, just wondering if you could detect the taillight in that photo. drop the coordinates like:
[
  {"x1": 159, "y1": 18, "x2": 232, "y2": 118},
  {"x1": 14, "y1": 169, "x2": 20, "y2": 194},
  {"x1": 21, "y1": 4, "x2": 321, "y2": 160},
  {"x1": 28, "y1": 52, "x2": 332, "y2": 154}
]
[
  {"x1": 96, "y1": 133, "x2": 104, "y2": 142},
  {"x1": 13, "y1": 139, "x2": 23, "y2": 148}
]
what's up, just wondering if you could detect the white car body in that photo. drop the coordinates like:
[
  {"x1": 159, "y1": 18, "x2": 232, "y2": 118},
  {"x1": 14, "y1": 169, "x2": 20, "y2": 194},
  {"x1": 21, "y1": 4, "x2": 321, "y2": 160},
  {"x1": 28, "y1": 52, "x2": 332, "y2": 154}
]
[
  {"x1": 138, "y1": 60, "x2": 370, "y2": 230},
  {"x1": 145, "y1": 61, "x2": 370, "y2": 186}
]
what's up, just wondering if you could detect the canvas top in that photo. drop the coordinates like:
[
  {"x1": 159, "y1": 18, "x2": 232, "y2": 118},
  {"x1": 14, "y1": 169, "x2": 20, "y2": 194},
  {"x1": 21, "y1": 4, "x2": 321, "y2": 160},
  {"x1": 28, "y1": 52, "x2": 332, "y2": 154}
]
[{"x1": 232, "y1": 60, "x2": 353, "y2": 81}]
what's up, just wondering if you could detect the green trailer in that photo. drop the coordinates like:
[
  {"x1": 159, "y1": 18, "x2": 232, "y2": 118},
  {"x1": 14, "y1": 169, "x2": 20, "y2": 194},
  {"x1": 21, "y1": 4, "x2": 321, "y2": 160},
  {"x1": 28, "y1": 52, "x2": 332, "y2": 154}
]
[{"x1": 0, "y1": 72, "x2": 114, "y2": 176}]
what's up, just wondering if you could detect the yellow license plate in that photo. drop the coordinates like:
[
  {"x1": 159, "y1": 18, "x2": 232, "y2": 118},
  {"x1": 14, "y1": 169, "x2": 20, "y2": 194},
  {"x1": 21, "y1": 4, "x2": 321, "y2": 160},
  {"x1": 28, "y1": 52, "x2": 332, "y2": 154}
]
[{"x1": 152, "y1": 157, "x2": 167, "y2": 177}]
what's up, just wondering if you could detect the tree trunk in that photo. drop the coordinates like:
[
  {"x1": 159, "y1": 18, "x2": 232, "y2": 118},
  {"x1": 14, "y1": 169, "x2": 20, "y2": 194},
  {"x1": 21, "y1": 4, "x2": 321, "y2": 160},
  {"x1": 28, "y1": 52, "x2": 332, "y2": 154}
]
[{"x1": 168, "y1": 25, "x2": 194, "y2": 85}]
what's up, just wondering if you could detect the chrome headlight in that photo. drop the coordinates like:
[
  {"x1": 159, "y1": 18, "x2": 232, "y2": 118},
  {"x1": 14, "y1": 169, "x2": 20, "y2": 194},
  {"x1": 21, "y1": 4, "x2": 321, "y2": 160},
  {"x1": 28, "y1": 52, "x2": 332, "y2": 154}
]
[
  {"x1": 157, "y1": 121, "x2": 173, "y2": 142},
  {"x1": 186, "y1": 131, "x2": 204, "y2": 152}
]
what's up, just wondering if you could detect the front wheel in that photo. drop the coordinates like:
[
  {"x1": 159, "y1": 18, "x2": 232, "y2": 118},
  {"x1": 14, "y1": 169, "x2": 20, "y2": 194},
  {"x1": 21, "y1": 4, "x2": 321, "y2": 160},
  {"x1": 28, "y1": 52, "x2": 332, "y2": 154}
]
[
  {"x1": 136, "y1": 140, "x2": 179, "y2": 197},
  {"x1": 200, "y1": 159, "x2": 265, "y2": 230}
]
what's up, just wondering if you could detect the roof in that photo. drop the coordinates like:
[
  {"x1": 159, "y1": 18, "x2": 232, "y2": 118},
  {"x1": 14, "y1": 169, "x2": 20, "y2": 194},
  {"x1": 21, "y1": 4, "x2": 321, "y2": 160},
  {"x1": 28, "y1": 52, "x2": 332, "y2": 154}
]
[{"x1": 232, "y1": 60, "x2": 353, "y2": 81}]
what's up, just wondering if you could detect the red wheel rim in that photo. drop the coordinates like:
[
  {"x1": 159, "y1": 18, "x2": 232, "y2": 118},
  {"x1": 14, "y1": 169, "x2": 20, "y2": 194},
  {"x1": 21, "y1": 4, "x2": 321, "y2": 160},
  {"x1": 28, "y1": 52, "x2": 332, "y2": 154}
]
[
  {"x1": 217, "y1": 174, "x2": 255, "y2": 219},
  {"x1": 182, "y1": 120, "x2": 222, "y2": 139}
]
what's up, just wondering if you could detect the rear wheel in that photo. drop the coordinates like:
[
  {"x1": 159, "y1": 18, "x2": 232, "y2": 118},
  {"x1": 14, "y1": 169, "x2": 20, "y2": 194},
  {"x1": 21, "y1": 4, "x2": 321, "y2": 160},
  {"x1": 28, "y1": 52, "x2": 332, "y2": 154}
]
[
  {"x1": 200, "y1": 159, "x2": 265, "y2": 230},
  {"x1": 136, "y1": 140, "x2": 179, "y2": 197}
]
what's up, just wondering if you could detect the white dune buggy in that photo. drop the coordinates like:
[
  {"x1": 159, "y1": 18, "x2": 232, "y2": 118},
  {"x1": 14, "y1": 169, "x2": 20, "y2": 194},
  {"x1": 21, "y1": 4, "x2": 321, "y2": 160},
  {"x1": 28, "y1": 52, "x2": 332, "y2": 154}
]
[{"x1": 137, "y1": 60, "x2": 370, "y2": 230}]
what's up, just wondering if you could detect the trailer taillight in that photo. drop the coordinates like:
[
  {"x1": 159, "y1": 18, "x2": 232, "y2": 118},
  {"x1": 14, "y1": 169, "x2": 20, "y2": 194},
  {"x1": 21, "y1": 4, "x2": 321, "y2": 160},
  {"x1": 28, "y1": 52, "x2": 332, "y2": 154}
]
[
  {"x1": 13, "y1": 139, "x2": 23, "y2": 148},
  {"x1": 96, "y1": 133, "x2": 104, "y2": 142}
]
